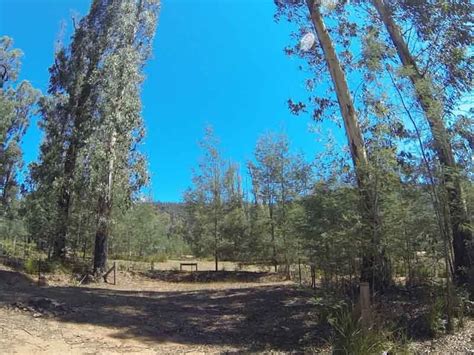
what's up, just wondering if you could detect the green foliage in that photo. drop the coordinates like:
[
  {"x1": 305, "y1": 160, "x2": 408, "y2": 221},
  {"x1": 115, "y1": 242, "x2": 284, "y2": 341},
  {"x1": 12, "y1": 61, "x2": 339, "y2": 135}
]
[
  {"x1": 23, "y1": 257, "x2": 37, "y2": 274},
  {"x1": 23, "y1": 257, "x2": 64, "y2": 275},
  {"x1": 183, "y1": 126, "x2": 251, "y2": 265},
  {"x1": 312, "y1": 291, "x2": 348, "y2": 325},
  {"x1": 248, "y1": 132, "x2": 312, "y2": 268},
  {"x1": 0, "y1": 36, "x2": 40, "y2": 222},
  {"x1": 424, "y1": 295, "x2": 445, "y2": 337},
  {"x1": 111, "y1": 202, "x2": 190, "y2": 261},
  {"x1": 329, "y1": 307, "x2": 392, "y2": 355},
  {"x1": 27, "y1": 0, "x2": 159, "y2": 266},
  {"x1": 453, "y1": 287, "x2": 472, "y2": 329}
]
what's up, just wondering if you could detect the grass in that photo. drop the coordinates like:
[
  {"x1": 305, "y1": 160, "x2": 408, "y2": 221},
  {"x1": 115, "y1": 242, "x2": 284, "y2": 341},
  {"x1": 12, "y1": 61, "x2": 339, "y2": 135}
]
[{"x1": 329, "y1": 307, "x2": 393, "y2": 355}]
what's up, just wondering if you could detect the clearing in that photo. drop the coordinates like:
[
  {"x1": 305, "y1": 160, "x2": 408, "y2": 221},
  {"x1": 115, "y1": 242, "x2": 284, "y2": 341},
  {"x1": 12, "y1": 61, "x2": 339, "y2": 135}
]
[
  {"x1": 0, "y1": 263, "x2": 325, "y2": 354},
  {"x1": 0, "y1": 262, "x2": 472, "y2": 354}
]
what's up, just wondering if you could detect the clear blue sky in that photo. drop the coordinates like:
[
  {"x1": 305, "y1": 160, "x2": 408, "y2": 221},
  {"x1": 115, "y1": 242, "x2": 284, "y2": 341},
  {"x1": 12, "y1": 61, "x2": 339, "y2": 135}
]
[{"x1": 1, "y1": 0, "x2": 335, "y2": 202}]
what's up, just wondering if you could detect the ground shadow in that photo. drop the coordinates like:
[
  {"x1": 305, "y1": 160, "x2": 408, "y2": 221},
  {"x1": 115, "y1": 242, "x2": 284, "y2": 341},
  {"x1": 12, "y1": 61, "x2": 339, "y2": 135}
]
[
  {"x1": 0, "y1": 269, "x2": 327, "y2": 351},
  {"x1": 142, "y1": 270, "x2": 285, "y2": 283}
]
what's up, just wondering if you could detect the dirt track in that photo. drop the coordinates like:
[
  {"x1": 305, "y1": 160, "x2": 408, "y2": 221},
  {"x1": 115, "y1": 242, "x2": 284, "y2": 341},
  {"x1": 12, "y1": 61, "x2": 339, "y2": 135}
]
[
  {"x1": 0, "y1": 266, "x2": 325, "y2": 354},
  {"x1": 1, "y1": 265, "x2": 473, "y2": 354}
]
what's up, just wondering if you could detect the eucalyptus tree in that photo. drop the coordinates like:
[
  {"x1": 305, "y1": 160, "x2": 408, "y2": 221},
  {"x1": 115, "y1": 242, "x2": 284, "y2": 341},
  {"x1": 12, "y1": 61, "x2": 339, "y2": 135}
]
[
  {"x1": 33, "y1": 0, "x2": 126, "y2": 260},
  {"x1": 248, "y1": 132, "x2": 312, "y2": 274},
  {"x1": 367, "y1": 0, "x2": 473, "y2": 285},
  {"x1": 274, "y1": 0, "x2": 390, "y2": 289},
  {"x1": 91, "y1": 0, "x2": 158, "y2": 274},
  {"x1": 220, "y1": 162, "x2": 248, "y2": 260},
  {"x1": 0, "y1": 36, "x2": 39, "y2": 218},
  {"x1": 184, "y1": 126, "x2": 226, "y2": 271},
  {"x1": 0, "y1": 37, "x2": 39, "y2": 255},
  {"x1": 33, "y1": 0, "x2": 159, "y2": 271}
]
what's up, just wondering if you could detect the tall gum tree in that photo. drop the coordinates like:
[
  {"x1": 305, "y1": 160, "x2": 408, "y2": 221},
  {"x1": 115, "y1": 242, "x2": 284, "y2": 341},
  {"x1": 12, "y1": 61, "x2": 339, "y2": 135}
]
[
  {"x1": 48, "y1": 0, "x2": 126, "y2": 260},
  {"x1": 275, "y1": 0, "x2": 391, "y2": 290},
  {"x1": 184, "y1": 126, "x2": 225, "y2": 272},
  {"x1": 370, "y1": 0, "x2": 473, "y2": 285},
  {"x1": 92, "y1": 0, "x2": 159, "y2": 274},
  {"x1": 34, "y1": 0, "x2": 158, "y2": 268}
]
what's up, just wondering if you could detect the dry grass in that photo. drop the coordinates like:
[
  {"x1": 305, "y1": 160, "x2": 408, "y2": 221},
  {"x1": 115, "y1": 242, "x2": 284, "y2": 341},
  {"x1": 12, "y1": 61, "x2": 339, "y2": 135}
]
[{"x1": 113, "y1": 259, "x2": 274, "y2": 273}]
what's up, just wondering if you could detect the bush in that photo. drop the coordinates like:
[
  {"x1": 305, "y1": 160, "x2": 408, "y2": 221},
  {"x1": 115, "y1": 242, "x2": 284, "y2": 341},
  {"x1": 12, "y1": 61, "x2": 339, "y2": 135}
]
[
  {"x1": 424, "y1": 296, "x2": 445, "y2": 336},
  {"x1": 453, "y1": 287, "x2": 473, "y2": 329},
  {"x1": 312, "y1": 291, "x2": 347, "y2": 325},
  {"x1": 24, "y1": 257, "x2": 38, "y2": 274},
  {"x1": 24, "y1": 257, "x2": 63, "y2": 275},
  {"x1": 329, "y1": 307, "x2": 392, "y2": 355}
]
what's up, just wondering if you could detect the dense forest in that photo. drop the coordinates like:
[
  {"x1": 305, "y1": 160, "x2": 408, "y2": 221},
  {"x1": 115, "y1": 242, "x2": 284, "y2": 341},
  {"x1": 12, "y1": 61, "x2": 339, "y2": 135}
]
[{"x1": 0, "y1": 0, "x2": 472, "y2": 353}]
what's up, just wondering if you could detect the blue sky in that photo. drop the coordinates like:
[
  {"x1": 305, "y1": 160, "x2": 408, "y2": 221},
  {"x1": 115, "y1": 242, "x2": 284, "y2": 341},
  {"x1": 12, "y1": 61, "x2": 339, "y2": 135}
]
[{"x1": 1, "y1": 0, "x2": 334, "y2": 202}]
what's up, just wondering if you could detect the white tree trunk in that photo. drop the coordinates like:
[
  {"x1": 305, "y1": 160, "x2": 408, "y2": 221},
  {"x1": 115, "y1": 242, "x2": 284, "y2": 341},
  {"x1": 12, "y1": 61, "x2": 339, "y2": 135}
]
[
  {"x1": 372, "y1": 0, "x2": 472, "y2": 285},
  {"x1": 306, "y1": 0, "x2": 390, "y2": 289}
]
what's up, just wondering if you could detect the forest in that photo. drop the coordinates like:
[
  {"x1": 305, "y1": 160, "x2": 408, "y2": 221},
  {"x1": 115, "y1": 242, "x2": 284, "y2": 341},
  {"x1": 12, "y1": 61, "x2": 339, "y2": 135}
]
[{"x1": 0, "y1": 0, "x2": 473, "y2": 353}]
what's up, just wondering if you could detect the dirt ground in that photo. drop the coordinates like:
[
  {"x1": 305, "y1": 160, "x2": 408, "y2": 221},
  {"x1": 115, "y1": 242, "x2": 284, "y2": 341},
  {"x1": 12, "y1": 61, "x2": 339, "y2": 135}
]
[
  {"x1": 0, "y1": 263, "x2": 472, "y2": 354},
  {"x1": 0, "y1": 264, "x2": 326, "y2": 354}
]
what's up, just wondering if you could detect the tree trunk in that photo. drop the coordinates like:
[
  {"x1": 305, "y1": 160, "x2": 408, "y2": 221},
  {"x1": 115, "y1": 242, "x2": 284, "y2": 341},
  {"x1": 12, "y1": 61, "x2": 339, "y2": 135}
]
[
  {"x1": 53, "y1": 143, "x2": 76, "y2": 260},
  {"x1": 306, "y1": 0, "x2": 390, "y2": 290},
  {"x1": 93, "y1": 131, "x2": 116, "y2": 275},
  {"x1": 269, "y1": 202, "x2": 277, "y2": 272},
  {"x1": 214, "y1": 213, "x2": 219, "y2": 271},
  {"x1": 372, "y1": 0, "x2": 472, "y2": 285}
]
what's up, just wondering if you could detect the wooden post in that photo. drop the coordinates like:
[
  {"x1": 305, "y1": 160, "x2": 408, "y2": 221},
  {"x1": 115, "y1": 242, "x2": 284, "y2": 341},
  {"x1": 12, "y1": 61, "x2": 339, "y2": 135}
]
[
  {"x1": 151, "y1": 260, "x2": 154, "y2": 271},
  {"x1": 37, "y1": 258, "x2": 41, "y2": 287},
  {"x1": 298, "y1": 258, "x2": 302, "y2": 285},
  {"x1": 103, "y1": 262, "x2": 116, "y2": 284},
  {"x1": 311, "y1": 265, "x2": 316, "y2": 289},
  {"x1": 360, "y1": 282, "x2": 371, "y2": 326}
]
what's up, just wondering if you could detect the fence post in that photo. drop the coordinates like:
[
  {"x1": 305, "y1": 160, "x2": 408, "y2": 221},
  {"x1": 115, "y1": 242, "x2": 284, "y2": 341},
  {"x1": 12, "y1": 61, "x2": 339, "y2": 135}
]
[
  {"x1": 37, "y1": 258, "x2": 41, "y2": 286},
  {"x1": 298, "y1": 258, "x2": 302, "y2": 285},
  {"x1": 360, "y1": 282, "x2": 371, "y2": 326},
  {"x1": 113, "y1": 261, "x2": 116, "y2": 285}
]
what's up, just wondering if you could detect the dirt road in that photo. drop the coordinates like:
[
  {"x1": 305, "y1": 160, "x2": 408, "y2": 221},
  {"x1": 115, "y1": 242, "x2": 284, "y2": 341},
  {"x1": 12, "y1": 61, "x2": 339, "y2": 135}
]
[{"x1": 0, "y1": 267, "x2": 325, "y2": 354}]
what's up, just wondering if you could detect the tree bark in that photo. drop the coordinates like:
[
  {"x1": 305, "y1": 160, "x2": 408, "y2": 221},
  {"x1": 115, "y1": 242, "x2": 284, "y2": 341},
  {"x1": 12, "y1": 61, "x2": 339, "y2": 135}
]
[
  {"x1": 372, "y1": 0, "x2": 472, "y2": 285},
  {"x1": 53, "y1": 144, "x2": 76, "y2": 259},
  {"x1": 93, "y1": 131, "x2": 116, "y2": 275},
  {"x1": 269, "y1": 201, "x2": 278, "y2": 272},
  {"x1": 306, "y1": 0, "x2": 390, "y2": 290},
  {"x1": 214, "y1": 210, "x2": 219, "y2": 271}
]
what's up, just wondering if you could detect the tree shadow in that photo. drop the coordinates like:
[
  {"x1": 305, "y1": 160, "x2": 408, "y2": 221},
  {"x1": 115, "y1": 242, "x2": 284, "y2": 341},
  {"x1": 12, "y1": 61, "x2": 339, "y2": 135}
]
[
  {"x1": 142, "y1": 270, "x2": 285, "y2": 283},
  {"x1": 0, "y1": 268, "x2": 35, "y2": 287},
  {"x1": 0, "y1": 269, "x2": 327, "y2": 351}
]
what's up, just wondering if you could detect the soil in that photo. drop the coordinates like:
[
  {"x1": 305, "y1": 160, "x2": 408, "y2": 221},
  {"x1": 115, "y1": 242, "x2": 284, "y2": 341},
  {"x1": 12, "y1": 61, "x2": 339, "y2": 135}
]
[
  {"x1": 0, "y1": 264, "x2": 326, "y2": 354},
  {"x1": 0, "y1": 263, "x2": 472, "y2": 354}
]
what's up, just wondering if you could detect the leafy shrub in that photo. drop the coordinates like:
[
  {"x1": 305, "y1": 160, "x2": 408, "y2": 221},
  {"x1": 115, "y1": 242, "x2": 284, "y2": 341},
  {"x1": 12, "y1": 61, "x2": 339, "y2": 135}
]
[
  {"x1": 424, "y1": 296, "x2": 445, "y2": 336},
  {"x1": 312, "y1": 292, "x2": 347, "y2": 324},
  {"x1": 24, "y1": 257, "x2": 38, "y2": 274},
  {"x1": 329, "y1": 307, "x2": 391, "y2": 355},
  {"x1": 453, "y1": 287, "x2": 473, "y2": 329},
  {"x1": 24, "y1": 257, "x2": 62, "y2": 275}
]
